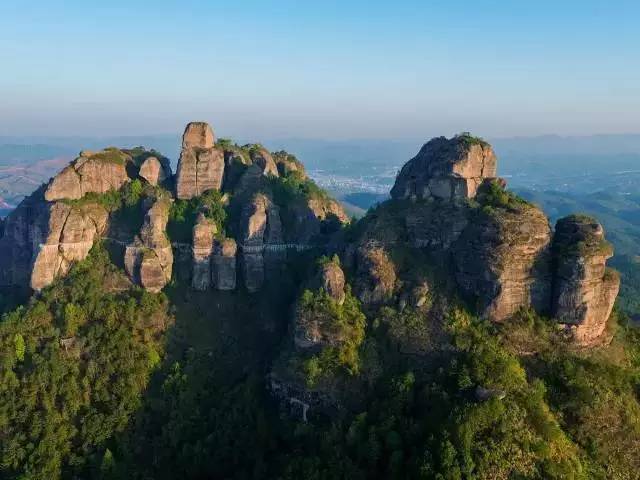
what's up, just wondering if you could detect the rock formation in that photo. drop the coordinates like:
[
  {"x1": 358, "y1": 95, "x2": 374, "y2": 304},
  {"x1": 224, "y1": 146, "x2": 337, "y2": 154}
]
[
  {"x1": 250, "y1": 147, "x2": 279, "y2": 177},
  {"x1": 139, "y1": 156, "x2": 170, "y2": 186},
  {"x1": 454, "y1": 203, "x2": 552, "y2": 321},
  {"x1": 175, "y1": 122, "x2": 225, "y2": 199},
  {"x1": 390, "y1": 134, "x2": 496, "y2": 202},
  {"x1": 240, "y1": 193, "x2": 282, "y2": 292},
  {"x1": 124, "y1": 199, "x2": 173, "y2": 293},
  {"x1": 312, "y1": 259, "x2": 346, "y2": 305},
  {"x1": 192, "y1": 213, "x2": 217, "y2": 291},
  {"x1": 293, "y1": 259, "x2": 348, "y2": 350},
  {"x1": 0, "y1": 187, "x2": 109, "y2": 291},
  {"x1": 45, "y1": 149, "x2": 130, "y2": 201},
  {"x1": 551, "y1": 215, "x2": 620, "y2": 345},
  {"x1": 212, "y1": 238, "x2": 237, "y2": 290},
  {"x1": 353, "y1": 242, "x2": 397, "y2": 305}
]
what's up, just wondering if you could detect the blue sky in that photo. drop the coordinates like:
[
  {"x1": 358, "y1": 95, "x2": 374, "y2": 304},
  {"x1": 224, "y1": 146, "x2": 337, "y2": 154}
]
[{"x1": 0, "y1": 0, "x2": 638, "y2": 139}]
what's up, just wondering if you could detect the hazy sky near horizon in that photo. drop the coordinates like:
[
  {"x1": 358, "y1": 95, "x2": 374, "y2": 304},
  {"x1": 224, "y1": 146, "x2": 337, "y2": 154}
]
[{"x1": 1, "y1": 0, "x2": 639, "y2": 140}]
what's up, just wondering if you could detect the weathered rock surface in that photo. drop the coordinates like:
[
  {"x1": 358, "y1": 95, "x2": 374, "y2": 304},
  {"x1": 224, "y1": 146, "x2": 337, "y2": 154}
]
[
  {"x1": 353, "y1": 242, "x2": 397, "y2": 305},
  {"x1": 139, "y1": 156, "x2": 170, "y2": 186},
  {"x1": 212, "y1": 238, "x2": 237, "y2": 290},
  {"x1": 552, "y1": 215, "x2": 620, "y2": 346},
  {"x1": 240, "y1": 193, "x2": 282, "y2": 292},
  {"x1": 250, "y1": 147, "x2": 279, "y2": 177},
  {"x1": 192, "y1": 213, "x2": 217, "y2": 291},
  {"x1": 454, "y1": 204, "x2": 552, "y2": 321},
  {"x1": 314, "y1": 260, "x2": 346, "y2": 305},
  {"x1": 391, "y1": 135, "x2": 496, "y2": 202},
  {"x1": 45, "y1": 149, "x2": 130, "y2": 201},
  {"x1": 182, "y1": 121, "x2": 215, "y2": 149},
  {"x1": 0, "y1": 187, "x2": 109, "y2": 290},
  {"x1": 124, "y1": 199, "x2": 173, "y2": 293},
  {"x1": 176, "y1": 122, "x2": 225, "y2": 199}
]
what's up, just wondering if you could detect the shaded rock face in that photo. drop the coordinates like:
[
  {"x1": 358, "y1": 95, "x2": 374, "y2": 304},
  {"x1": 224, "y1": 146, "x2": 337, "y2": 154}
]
[
  {"x1": 0, "y1": 188, "x2": 109, "y2": 290},
  {"x1": 124, "y1": 199, "x2": 173, "y2": 293},
  {"x1": 45, "y1": 150, "x2": 130, "y2": 201},
  {"x1": 175, "y1": 122, "x2": 225, "y2": 199},
  {"x1": 240, "y1": 193, "x2": 283, "y2": 292},
  {"x1": 353, "y1": 243, "x2": 397, "y2": 305},
  {"x1": 192, "y1": 213, "x2": 217, "y2": 291},
  {"x1": 390, "y1": 135, "x2": 496, "y2": 202},
  {"x1": 212, "y1": 238, "x2": 237, "y2": 290},
  {"x1": 454, "y1": 205, "x2": 552, "y2": 322},
  {"x1": 139, "y1": 156, "x2": 170, "y2": 186},
  {"x1": 552, "y1": 216, "x2": 620, "y2": 346}
]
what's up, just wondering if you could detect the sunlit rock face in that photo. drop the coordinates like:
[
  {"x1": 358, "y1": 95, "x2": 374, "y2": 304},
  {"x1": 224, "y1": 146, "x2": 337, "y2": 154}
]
[
  {"x1": 175, "y1": 122, "x2": 225, "y2": 199},
  {"x1": 391, "y1": 134, "x2": 497, "y2": 202},
  {"x1": 551, "y1": 215, "x2": 620, "y2": 346},
  {"x1": 454, "y1": 203, "x2": 553, "y2": 322},
  {"x1": 45, "y1": 149, "x2": 131, "y2": 201}
]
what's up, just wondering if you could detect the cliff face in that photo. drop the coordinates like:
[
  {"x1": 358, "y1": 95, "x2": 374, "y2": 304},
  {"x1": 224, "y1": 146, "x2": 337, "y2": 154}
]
[
  {"x1": 454, "y1": 202, "x2": 552, "y2": 321},
  {"x1": 552, "y1": 215, "x2": 620, "y2": 345},
  {"x1": 348, "y1": 134, "x2": 618, "y2": 345},
  {"x1": 0, "y1": 126, "x2": 619, "y2": 350},
  {"x1": 124, "y1": 199, "x2": 173, "y2": 293},
  {"x1": 175, "y1": 122, "x2": 225, "y2": 199}
]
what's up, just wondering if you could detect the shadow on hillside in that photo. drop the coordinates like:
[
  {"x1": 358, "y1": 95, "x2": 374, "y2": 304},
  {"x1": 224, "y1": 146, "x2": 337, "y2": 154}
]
[{"x1": 113, "y1": 264, "x2": 307, "y2": 479}]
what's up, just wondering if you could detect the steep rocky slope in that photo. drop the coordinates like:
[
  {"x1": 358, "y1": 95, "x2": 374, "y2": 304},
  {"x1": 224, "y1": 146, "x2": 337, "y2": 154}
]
[{"x1": 0, "y1": 127, "x2": 618, "y2": 344}]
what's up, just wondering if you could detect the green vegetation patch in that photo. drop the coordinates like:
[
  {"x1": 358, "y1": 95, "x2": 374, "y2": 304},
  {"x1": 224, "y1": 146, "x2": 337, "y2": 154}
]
[
  {"x1": 0, "y1": 244, "x2": 171, "y2": 479},
  {"x1": 168, "y1": 189, "x2": 227, "y2": 243}
]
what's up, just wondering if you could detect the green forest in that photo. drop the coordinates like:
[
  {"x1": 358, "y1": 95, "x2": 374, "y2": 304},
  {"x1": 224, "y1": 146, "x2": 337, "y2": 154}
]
[{"x1": 1, "y1": 240, "x2": 640, "y2": 479}]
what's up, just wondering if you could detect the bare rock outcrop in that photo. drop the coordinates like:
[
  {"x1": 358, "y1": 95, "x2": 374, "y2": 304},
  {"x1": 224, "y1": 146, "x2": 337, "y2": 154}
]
[
  {"x1": 192, "y1": 213, "x2": 217, "y2": 291},
  {"x1": 45, "y1": 149, "x2": 130, "y2": 201},
  {"x1": 353, "y1": 242, "x2": 397, "y2": 305},
  {"x1": 212, "y1": 238, "x2": 237, "y2": 290},
  {"x1": 0, "y1": 187, "x2": 109, "y2": 290},
  {"x1": 390, "y1": 134, "x2": 497, "y2": 202},
  {"x1": 454, "y1": 203, "x2": 552, "y2": 322},
  {"x1": 240, "y1": 193, "x2": 283, "y2": 292},
  {"x1": 250, "y1": 147, "x2": 279, "y2": 177},
  {"x1": 551, "y1": 215, "x2": 620, "y2": 346},
  {"x1": 139, "y1": 156, "x2": 170, "y2": 186},
  {"x1": 175, "y1": 122, "x2": 225, "y2": 199},
  {"x1": 124, "y1": 199, "x2": 173, "y2": 292}
]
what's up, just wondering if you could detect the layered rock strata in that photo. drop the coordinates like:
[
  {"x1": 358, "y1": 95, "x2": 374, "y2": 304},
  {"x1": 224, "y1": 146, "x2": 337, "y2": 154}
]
[
  {"x1": 552, "y1": 215, "x2": 620, "y2": 345},
  {"x1": 175, "y1": 122, "x2": 225, "y2": 199},
  {"x1": 454, "y1": 204, "x2": 552, "y2": 321}
]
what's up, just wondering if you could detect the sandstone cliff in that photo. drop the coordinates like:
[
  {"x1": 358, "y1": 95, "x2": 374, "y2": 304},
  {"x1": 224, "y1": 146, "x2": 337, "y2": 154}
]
[
  {"x1": 124, "y1": 199, "x2": 173, "y2": 293},
  {"x1": 175, "y1": 122, "x2": 225, "y2": 199},
  {"x1": 454, "y1": 199, "x2": 552, "y2": 321},
  {"x1": 552, "y1": 215, "x2": 620, "y2": 346}
]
